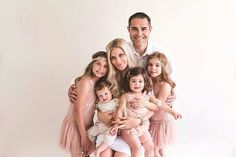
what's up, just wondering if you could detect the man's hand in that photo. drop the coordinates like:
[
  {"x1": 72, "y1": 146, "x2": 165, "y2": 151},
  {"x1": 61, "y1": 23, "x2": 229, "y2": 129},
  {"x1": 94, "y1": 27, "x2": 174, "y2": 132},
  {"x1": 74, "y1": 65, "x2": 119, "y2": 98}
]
[
  {"x1": 68, "y1": 84, "x2": 77, "y2": 103},
  {"x1": 166, "y1": 92, "x2": 176, "y2": 106}
]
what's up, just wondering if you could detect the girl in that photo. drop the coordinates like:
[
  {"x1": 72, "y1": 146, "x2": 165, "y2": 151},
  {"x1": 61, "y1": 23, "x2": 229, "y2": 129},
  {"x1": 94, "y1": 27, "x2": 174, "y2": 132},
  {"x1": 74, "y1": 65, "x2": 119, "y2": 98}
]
[
  {"x1": 114, "y1": 67, "x2": 155, "y2": 157},
  {"x1": 59, "y1": 51, "x2": 108, "y2": 157},
  {"x1": 147, "y1": 52, "x2": 177, "y2": 157}
]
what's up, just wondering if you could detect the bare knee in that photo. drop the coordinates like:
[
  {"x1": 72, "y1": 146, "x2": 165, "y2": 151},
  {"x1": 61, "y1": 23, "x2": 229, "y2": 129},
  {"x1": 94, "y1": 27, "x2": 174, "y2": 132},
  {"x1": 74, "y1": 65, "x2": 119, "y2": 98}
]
[{"x1": 130, "y1": 142, "x2": 142, "y2": 151}]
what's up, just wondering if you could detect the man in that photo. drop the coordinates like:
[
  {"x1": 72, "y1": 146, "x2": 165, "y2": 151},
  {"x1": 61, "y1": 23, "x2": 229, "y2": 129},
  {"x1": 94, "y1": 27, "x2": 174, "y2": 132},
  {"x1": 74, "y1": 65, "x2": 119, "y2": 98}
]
[{"x1": 127, "y1": 12, "x2": 172, "y2": 72}]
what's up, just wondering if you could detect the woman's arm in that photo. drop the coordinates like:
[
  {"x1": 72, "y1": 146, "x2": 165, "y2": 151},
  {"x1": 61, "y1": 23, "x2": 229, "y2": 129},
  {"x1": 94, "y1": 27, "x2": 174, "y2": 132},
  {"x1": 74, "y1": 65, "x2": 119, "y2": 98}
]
[
  {"x1": 110, "y1": 95, "x2": 127, "y2": 133},
  {"x1": 115, "y1": 94, "x2": 126, "y2": 119},
  {"x1": 128, "y1": 94, "x2": 158, "y2": 111},
  {"x1": 74, "y1": 78, "x2": 91, "y2": 153},
  {"x1": 97, "y1": 111, "x2": 114, "y2": 126}
]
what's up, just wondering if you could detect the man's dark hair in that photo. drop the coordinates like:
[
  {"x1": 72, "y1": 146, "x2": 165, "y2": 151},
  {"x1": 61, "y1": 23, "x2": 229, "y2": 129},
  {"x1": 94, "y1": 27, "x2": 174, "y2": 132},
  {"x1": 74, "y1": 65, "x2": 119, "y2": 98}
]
[{"x1": 128, "y1": 12, "x2": 151, "y2": 27}]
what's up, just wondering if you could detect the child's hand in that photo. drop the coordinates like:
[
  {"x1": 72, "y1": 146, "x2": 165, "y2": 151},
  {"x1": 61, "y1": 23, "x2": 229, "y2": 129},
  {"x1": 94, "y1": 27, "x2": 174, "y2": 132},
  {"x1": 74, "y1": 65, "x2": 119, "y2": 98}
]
[
  {"x1": 110, "y1": 124, "x2": 119, "y2": 135},
  {"x1": 172, "y1": 111, "x2": 182, "y2": 120},
  {"x1": 81, "y1": 136, "x2": 91, "y2": 155}
]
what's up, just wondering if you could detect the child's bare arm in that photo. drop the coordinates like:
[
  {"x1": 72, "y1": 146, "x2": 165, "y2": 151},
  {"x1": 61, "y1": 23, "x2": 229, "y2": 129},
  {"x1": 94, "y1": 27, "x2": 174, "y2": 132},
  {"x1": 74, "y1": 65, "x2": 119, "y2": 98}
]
[
  {"x1": 151, "y1": 83, "x2": 182, "y2": 119},
  {"x1": 110, "y1": 95, "x2": 127, "y2": 134},
  {"x1": 138, "y1": 110, "x2": 154, "y2": 125},
  {"x1": 115, "y1": 94, "x2": 126, "y2": 119},
  {"x1": 145, "y1": 100, "x2": 160, "y2": 111}
]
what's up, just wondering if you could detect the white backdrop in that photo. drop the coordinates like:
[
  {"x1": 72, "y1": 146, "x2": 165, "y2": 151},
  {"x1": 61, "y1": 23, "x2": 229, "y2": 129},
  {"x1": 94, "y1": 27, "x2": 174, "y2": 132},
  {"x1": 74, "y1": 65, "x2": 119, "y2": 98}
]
[{"x1": 1, "y1": 0, "x2": 236, "y2": 157}]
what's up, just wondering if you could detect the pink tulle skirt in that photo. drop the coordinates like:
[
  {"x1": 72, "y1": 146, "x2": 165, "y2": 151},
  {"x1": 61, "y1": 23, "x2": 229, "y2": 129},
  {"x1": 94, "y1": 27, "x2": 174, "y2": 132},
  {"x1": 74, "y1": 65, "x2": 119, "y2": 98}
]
[
  {"x1": 59, "y1": 116, "x2": 83, "y2": 157},
  {"x1": 149, "y1": 118, "x2": 175, "y2": 148}
]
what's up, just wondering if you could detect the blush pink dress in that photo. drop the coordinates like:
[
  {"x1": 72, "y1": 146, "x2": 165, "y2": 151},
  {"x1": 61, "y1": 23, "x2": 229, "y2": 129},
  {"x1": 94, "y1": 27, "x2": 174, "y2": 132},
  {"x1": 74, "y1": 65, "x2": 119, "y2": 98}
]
[
  {"x1": 124, "y1": 93, "x2": 152, "y2": 136},
  {"x1": 59, "y1": 78, "x2": 96, "y2": 157},
  {"x1": 149, "y1": 90, "x2": 175, "y2": 148}
]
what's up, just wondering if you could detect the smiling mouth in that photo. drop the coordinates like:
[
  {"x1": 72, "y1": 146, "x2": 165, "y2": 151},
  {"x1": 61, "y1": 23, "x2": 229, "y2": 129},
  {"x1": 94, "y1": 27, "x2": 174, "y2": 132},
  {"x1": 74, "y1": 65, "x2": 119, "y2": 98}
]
[
  {"x1": 117, "y1": 64, "x2": 123, "y2": 67},
  {"x1": 134, "y1": 36, "x2": 145, "y2": 40},
  {"x1": 96, "y1": 72, "x2": 104, "y2": 75}
]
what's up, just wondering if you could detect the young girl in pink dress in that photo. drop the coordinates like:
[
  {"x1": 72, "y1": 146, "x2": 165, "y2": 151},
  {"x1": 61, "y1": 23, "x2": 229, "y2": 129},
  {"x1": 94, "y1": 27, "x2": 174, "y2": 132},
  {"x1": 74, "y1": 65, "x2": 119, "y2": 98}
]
[
  {"x1": 147, "y1": 52, "x2": 177, "y2": 157},
  {"x1": 114, "y1": 67, "x2": 155, "y2": 157},
  {"x1": 59, "y1": 51, "x2": 108, "y2": 157}
]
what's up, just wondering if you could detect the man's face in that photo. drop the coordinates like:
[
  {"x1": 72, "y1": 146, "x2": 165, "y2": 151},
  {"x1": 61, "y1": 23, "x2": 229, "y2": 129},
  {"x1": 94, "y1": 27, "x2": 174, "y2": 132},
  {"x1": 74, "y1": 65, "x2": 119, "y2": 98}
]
[{"x1": 128, "y1": 18, "x2": 152, "y2": 47}]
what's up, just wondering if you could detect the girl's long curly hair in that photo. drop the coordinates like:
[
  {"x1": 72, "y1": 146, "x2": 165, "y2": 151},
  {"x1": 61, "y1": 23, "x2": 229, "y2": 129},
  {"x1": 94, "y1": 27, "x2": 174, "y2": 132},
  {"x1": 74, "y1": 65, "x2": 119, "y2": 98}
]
[{"x1": 147, "y1": 52, "x2": 176, "y2": 90}]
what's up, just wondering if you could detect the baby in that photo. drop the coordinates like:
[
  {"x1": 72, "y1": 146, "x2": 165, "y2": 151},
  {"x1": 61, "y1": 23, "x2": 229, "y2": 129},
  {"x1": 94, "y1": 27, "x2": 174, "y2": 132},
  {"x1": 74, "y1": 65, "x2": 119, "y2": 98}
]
[{"x1": 87, "y1": 80, "x2": 118, "y2": 157}]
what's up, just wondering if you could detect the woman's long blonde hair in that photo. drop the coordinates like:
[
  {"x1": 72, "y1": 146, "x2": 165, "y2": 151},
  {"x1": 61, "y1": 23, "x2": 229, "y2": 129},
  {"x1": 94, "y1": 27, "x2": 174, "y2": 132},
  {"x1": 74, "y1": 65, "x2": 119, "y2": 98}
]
[{"x1": 106, "y1": 38, "x2": 136, "y2": 97}]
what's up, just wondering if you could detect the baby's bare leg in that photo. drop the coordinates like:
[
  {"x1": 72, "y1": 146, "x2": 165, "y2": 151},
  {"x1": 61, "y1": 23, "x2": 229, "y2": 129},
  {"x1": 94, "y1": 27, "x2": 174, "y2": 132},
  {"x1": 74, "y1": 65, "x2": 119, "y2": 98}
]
[
  {"x1": 121, "y1": 131, "x2": 142, "y2": 157},
  {"x1": 139, "y1": 131, "x2": 154, "y2": 157},
  {"x1": 93, "y1": 142, "x2": 109, "y2": 157}
]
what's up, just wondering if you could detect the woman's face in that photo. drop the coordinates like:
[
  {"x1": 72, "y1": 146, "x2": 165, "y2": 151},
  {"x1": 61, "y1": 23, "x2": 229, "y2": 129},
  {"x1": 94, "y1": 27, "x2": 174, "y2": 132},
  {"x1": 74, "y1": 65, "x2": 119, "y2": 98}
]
[{"x1": 110, "y1": 47, "x2": 128, "y2": 71}]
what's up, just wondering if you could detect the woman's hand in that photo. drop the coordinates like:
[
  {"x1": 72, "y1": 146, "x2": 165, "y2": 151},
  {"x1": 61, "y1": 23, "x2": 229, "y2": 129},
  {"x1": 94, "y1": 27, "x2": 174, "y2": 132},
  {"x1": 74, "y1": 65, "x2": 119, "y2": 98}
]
[
  {"x1": 97, "y1": 111, "x2": 114, "y2": 126},
  {"x1": 116, "y1": 116, "x2": 141, "y2": 130},
  {"x1": 129, "y1": 95, "x2": 148, "y2": 109},
  {"x1": 80, "y1": 136, "x2": 91, "y2": 155},
  {"x1": 68, "y1": 84, "x2": 77, "y2": 103}
]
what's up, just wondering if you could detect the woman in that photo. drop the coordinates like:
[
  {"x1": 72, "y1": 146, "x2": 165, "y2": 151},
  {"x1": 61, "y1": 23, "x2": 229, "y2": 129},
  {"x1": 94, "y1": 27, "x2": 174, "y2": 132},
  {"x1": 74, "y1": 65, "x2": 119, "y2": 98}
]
[{"x1": 96, "y1": 38, "x2": 140, "y2": 157}]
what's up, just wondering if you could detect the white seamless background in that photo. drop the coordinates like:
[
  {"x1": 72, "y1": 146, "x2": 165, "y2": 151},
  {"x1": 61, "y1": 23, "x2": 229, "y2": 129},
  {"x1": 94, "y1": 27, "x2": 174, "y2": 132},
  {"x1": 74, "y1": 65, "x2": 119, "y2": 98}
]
[{"x1": 0, "y1": 0, "x2": 236, "y2": 157}]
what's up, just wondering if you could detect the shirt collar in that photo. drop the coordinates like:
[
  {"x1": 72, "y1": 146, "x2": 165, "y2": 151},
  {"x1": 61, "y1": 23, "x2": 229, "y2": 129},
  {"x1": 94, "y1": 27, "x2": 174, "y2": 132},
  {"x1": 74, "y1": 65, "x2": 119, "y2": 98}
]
[{"x1": 130, "y1": 41, "x2": 152, "y2": 57}]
